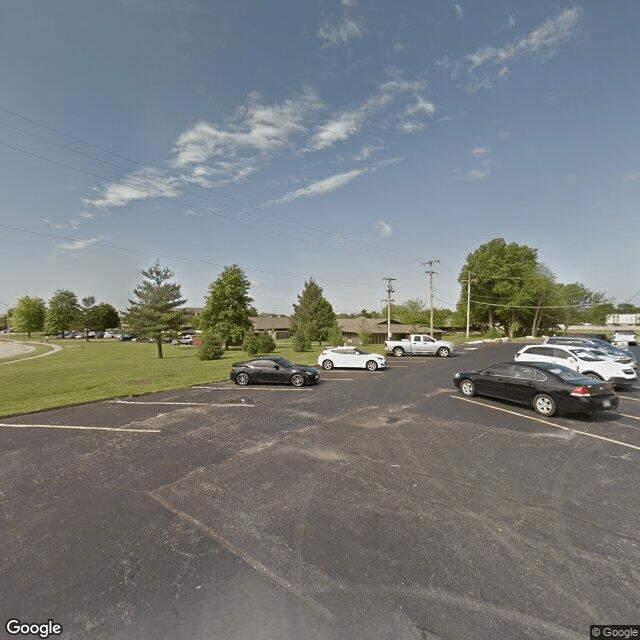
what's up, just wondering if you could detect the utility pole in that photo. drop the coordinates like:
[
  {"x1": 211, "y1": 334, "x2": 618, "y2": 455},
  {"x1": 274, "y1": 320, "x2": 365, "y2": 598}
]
[
  {"x1": 423, "y1": 260, "x2": 439, "y2": 337},
  {"x1": 465, "y1": 271, "x2": 476, "y2": 339},
  {"x1": 382, "y1": 277, "x2": 396, "y2": 339}
]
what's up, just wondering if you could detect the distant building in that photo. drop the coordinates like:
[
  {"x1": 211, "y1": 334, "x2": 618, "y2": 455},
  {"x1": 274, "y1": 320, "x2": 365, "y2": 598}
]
[
  {"x1": 606, "y1": 314, "x2": 640, "y2": 327},
  {"x1": 250, "y1": 316, "x2": 291, "y2": 339},
  {"x1": 337, "y1": 317, "x2": 442, "y2": 344}
]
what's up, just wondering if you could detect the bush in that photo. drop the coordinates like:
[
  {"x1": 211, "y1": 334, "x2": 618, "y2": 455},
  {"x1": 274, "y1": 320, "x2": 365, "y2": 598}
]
[
  {"x1": 242, "y1": 333, "x2": 261, "y2": 356},
  {"x1": 292, "y1": 329, "x2": 311, "y2": 352},
  {"x1": 195, "y1": 329, "x2": 224, "y2": 360},
  {"x1": 327, "y1": 326, "x2": 344, "y2": 346},
  {"x1": 256, "y1": 332, "x2": 276, "y2": 353}
]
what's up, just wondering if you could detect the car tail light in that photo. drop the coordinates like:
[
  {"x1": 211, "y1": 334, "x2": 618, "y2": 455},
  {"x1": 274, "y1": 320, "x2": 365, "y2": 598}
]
[{"x1": 570, "y1": 385, "x2": 590, "y2": 396}]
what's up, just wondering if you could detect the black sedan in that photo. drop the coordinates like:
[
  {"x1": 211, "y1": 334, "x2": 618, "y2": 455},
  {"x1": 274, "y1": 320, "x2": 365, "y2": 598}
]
[
  {"x1": 453, "y1": 361, "x2": 618, "y2": 416},
  {"x1": 230, "y1": 356, "x2": 320, "y2": 387}
]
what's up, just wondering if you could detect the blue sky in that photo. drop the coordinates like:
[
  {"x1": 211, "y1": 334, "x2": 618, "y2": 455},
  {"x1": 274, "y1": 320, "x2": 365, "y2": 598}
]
[{"x1": 1, "y1": 1, "x2": 639, "y2": 316}]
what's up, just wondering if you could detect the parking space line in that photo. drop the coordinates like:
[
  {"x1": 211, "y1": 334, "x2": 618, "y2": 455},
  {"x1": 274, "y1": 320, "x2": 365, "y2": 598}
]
[
  {"x1": 191, "y1": 386, "x2": 314, "y2": 391},
  {"x1": 0, "y1": 423, "x2": 160, "y2": 433},
  {"x1": 321, "y1": 378, "x2": 354, "y2": 381},
  {"x1": 620, "y1": 413, "x2": 640, "y2": 422},
  {"x1": 108, "y1": 400, "x2": 255, "y2": 407},
  {"x1": 620, "y1": 396, "x2": 640, "y2": 403},
  {"x1": 451, "y1": 395, "x2": 640, "y2": 452}
]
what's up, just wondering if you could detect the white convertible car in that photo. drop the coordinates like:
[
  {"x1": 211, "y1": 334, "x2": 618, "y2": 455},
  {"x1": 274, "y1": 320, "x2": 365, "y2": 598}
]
[{"x1": 317, "y1": 346, "x2": 386, "y2": 371}]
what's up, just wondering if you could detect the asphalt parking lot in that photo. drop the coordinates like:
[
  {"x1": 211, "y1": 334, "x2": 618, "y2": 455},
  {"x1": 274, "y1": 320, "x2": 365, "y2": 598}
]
[{"x1": 1, "y1": 342, "x2": 639, "y2": 639}]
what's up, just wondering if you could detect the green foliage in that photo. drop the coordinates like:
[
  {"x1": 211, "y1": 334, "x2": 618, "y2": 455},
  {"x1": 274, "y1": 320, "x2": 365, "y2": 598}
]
[
  {"x1": 256, "y1": 332, "x2": 276, "y2": 353},
  {"x1": 80, "y1": 296, "x2": 96, "y2": 340},
  {"x1": 290, "y1": 279, "x2": 338, "y2": 345},
  {"x1": 198, "y1": 265, "x2": 254, "y2": 348},
  {"x1": 327, "y1": 326, "x2": 344, "y2": 346},
  {"x1": 242, "y1": 333, "x2": 261, "y2": 356},
  {"x1": 292, "y1": 329, "x2": 312, "y2": 352},
  {"x1": 123, "y1": 261, "x2": 187, "y2": 359},
  {"x1": 11, "y1": 296, "x2": 46, "y2": 337},
  {"x1": 44, "y1": 289, "x2": 80, "y2": 334},
  {"x1": 195, "y1": 329, "x2": 224, "y2": 360},
  {"x1": 91, "y1": 303, "x2": 121, "y2": 331}
]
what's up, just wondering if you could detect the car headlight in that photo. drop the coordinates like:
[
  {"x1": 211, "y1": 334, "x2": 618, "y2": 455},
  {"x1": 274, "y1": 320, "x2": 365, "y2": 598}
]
[{"x1": 454, "y1": 372, "x2": 461, "y2": 378}]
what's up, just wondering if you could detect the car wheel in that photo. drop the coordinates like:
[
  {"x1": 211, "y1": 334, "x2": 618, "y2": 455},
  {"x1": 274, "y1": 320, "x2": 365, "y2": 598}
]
[
  {"x1": 392, "y1": 346, "x2": 404, "y2": 357},
  {"x1": 290, "y1": 373, "x2": 305, "y2": 387},
  {"x1": 235, "y1": 372, "x2": 250, "y2": 386},
  {"x1": 533, "y1": 393, "x2": 557, "y2": 417},
  {"x1": 584, "y1": 372, "x2": 603, "y2": 380},
  {"x1": 459, "y1": 379, "x2": 476, "y2": 397},
  {"x1": 365, "y1": 360, "x2": 378, "y2": 371},
  {"x1": 437, "y1": 347, "x2": 450, "y2": 357},
  {"x1": 322, "y1": 359, "x2": 334, "y2": 370}
]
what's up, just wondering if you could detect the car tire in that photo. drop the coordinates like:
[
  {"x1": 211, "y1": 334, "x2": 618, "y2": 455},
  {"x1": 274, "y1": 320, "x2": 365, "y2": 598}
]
[
  {"x1": 235, "y1": 372, "x2": 250, "y2": 386},
  {"x1": 392, "y1": 346, "x2": 404, "y2": 357},
  {"x1": 290, "y1": 373, "x2": 305, "y2": 387},
  {"x1": 322, "y1": 359, "x2": 334, "y2": 370},
  {"x1": 365, "y1": 360, "x2": 378, "y2": 371},
  {"x1": 436, "y1": 347, "x2": 450, "y2": 357},
  {"x1": 533, "y1": 393, "x2": 557, "y2": 416},
  {"x1": 459, "y1": 379, "x2": 476, "y2": 397},
  {"x1": 584, "y1": 372, "x2": 603, "y2": 380}
]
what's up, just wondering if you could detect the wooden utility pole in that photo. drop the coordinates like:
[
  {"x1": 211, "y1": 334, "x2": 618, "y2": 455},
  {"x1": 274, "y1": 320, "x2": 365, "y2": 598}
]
[{"x1": 423, "y1": 260, "x2": 439, "y2": 337}]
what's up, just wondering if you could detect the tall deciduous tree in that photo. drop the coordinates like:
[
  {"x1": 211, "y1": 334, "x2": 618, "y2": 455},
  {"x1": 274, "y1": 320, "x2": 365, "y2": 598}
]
[
  {"x1": 198, "y1": 265, "x2": 253, "y2": 348},
  {"x1": 123, "y1": 261, "x2": 186, "y2": 359},
  {"x1": 80, "y1": 296, "x2": 96, "y2": 341},
  {"x1": 44, "y1": 289, "x2": 80, "y2": 335},
  {"x1": 91, "y1": 303, "x2": 121, "y2": 332},
  {"x1": 11, "y1": 296, "x2": 46, "y2": 338},
  {"x1": 290, "y1": 279, "x2": 338, "y2": 346}
]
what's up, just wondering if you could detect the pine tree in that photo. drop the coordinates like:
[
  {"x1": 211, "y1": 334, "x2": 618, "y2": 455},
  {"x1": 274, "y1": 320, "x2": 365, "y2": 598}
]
[
  {"x1": 290, "y1": 279, "x2": 338, "y2": 346},
  {"x1": 123, "y1": 261, "x2": 186, "y2": 359}
]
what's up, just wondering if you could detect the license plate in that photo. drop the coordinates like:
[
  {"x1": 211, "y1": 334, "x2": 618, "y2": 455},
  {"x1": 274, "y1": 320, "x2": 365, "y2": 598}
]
[{"x1": 603, "y1": 399, "x2": 611, "y2": 408}]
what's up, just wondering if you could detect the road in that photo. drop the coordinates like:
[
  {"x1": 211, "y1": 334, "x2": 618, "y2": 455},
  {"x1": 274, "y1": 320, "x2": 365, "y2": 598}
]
[{"x1": 1, "y1": 342, "x2": 639, "y2": 639}]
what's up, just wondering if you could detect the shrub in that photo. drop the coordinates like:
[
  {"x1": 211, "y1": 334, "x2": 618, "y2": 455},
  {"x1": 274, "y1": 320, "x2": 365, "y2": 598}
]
[
  {"x1": 195, "y1": 329, "x2": 224, "y2": 360},
  {"x1": 327, "y1": 326, "x2": 344, "y2": 346},
  {"x1": 292, "y1": 329, "x2": 311, "y2": 352},
  {"x1": 242, "y1": 333, "x2": 261, "y2": 356},
  {"x1": 256, "y1": 332, "x2": 276, "y2": 353}
]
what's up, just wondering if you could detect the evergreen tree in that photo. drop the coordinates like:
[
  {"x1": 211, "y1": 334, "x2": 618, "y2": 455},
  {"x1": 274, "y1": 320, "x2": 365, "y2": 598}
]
[
  {"x1": 123, "y1": 261, "x2": 186, "y2": 359},
  {"x1": 290, "y1": 279, "x2": 338, "y2": 346},
  {"x1": 44, "y1": 290, "x2": 80, "y2": 335},
  {"x1": 11, "y1": 296, "x2": 46, "y2": 338},
  {"x1": 198, "y1": 265, "x2": 253, "y2": 348}
]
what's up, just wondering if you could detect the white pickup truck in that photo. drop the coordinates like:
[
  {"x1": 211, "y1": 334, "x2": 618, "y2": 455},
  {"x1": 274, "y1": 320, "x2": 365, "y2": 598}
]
[{"x1": 384, "y1": 334, "x2": 455, "y2": 357}]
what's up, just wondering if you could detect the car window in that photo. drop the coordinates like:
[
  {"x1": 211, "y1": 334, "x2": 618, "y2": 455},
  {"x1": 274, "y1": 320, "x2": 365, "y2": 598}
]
[
  {"x1": 511, "y1": 365, "x2": 537, "y2": 380},
  {"x1": 412, "y1": 336, "x2": 421, "y2": 342},
  {"x1": 552, "y1": 348, "x2": 571, "y2": 359},
  {"x1": 523, "y1": 346, "x2": 551, "y2": 356},
  {"x1": 483, "y1": 363, "x2": 514, "y2": 376},
  {"x1": 424, "y1": 336, "x2": 435, "y2": 343},
  {"x1": 546, "y1": 366, "x2": 588, "y2": 382}
]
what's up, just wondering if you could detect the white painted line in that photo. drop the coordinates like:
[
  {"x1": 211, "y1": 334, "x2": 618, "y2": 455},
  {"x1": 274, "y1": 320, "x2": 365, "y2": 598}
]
[
  {"x1": 451, "y1": 395, "x2": 640, "y2": 452},
  {"x1": 108, "y1": 400, "x2": 255, "y2": 407},
  {"x1": 0, "y1": 423, "x2": 160, "y2": 433},
  {"x1": 321, "y1": 378, "x2": 354, "y2": 381},
  {"x1": 619, "y1": 396, "x2": 640, "y2": 403},
  {"x1": 191, "y1": 386, "x2": 313, "y2": 391},
  {"x1": 386, "y1": 365, "x2": 409, "y2": 368},
  {"x1": 620, "y1": 413, "x2": 640, "y2": 422}
]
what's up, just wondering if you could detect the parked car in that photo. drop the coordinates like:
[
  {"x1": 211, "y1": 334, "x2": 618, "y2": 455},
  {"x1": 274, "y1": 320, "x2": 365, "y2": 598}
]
[
  {"x1": 230, "y1": 356, "x2": 320, "y2": 387},
  {"x1": 453, "y1": 362, "x2": 618, "y2": 416},
  {"x1": 612, "y1": 330, "x2": 638, "y2": 346},
  {"x1": 544, "y1": 336, "x2": 638, "y2": 369},
  {"x1": 318, "y1": 347, "x2": 386, "y2": 371},
  {"x1": 178, "y1": 335, "x2": 193, "y2": 345},
  {"x1": 514, "y1": 344, "x2": 637, "y2": 389},
  {"x1": 384, "y1": 334, "x2": 454, "y2": 357}
]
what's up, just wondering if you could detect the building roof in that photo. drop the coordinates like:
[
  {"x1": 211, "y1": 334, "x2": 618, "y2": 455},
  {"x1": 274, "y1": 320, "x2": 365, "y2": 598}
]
[
  {"x1": 250, "y1": 316, "x2": 292, "y2": 331},
  {"x1": 337, "y1": 317, "x2": 431, "y2": 334}
]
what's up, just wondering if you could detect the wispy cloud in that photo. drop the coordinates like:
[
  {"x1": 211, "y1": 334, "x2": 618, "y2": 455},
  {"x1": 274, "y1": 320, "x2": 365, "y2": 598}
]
[
  {"x1": 264, "y1": 168, "x2": 367, "y2": 206},
  {"x1": 375, "y1": 220, "x2": 392, "y2": 236},
  {"x1": 173, "y1": 89, "x2": 323, "y2": 167},
  {"x1": 454, "y1": 4, "x2": 464, "y2": 19},
  {"x1": 623, "y1": 172, "x2": 640, "y2": 182},
  {"x1": 308, "y1": 75, "x2": 428, "y2": 150},
  {"x1": 84, "y1": 168, "x2": 180, "y2": 209},
  {"x1": 179, "y1": 159, "x2": 258, "y2": 188},
  {"x1": 56, "y1": 237, "x2": 102, "y2": 252},
  {"x1": 318, "y1": 0, "x2": 363, "y2": 47},
  {"x1": 472, "y1": 147, "x2": 490, "y2": 157},
  {"x1": 465, "y1": 167, "x2": 491, "y2": 181},
  {"x1": 467, "y1": 7, "x2": 582, "y2": 70}
]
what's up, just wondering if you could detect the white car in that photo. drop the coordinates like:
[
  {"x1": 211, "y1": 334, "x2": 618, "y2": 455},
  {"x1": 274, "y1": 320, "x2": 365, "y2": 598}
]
[
  {"x1": 318, "y1": 347, "x2": 386, "y2": 371},
  {"x1": 612, "y1": 330, "x2": 638, "y2": 346},
  {"x1": 514, "y1": 344, "x2": 636, "y2": 389}
]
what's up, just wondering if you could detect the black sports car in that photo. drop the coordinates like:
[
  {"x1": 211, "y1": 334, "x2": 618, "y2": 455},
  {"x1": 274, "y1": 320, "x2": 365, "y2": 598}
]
[
  {"x1": 453, "y1": 361, "x2": 618, "y2": 416},
  {"x1": 230, "y1": 356, "x2": 320, "y2": 387}
]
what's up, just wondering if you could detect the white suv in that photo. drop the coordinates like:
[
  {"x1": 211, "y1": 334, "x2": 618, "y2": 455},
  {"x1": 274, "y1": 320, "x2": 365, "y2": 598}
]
[
  {"x1": 612, "y1": 330, "x2": 638, "y2": 346},
  {"x1": 515, "y1": 344, "x2": 636, "y2": 389}
]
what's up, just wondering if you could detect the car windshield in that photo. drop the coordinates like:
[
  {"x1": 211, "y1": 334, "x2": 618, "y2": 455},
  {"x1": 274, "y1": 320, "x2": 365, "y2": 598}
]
[
  {"x1": 354, "y1": 348, "x2": 370, "y2": 355},
  {"x1": 568, "y1": 349, "x2": 603, "y2": 362},
  {"x1": 272, "y1": 357, "x2": 294, "y2": 368}
]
